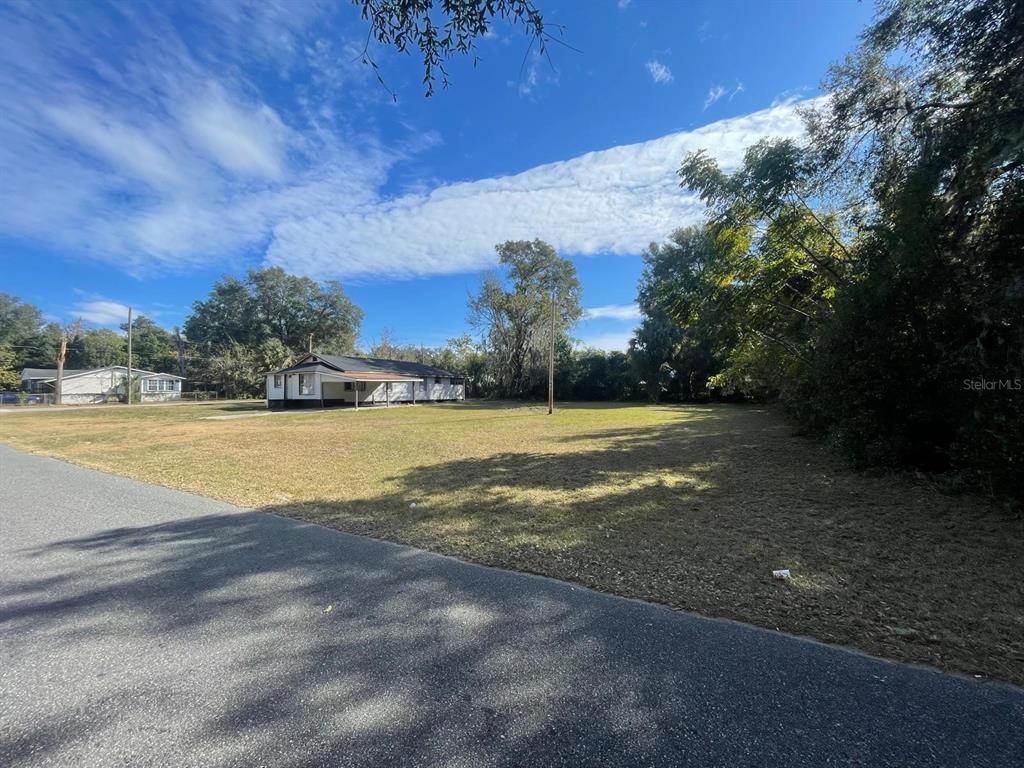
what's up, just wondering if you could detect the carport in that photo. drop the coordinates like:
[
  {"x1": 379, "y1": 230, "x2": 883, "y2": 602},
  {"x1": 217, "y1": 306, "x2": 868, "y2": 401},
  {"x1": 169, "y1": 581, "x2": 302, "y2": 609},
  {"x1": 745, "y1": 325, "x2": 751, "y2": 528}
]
[{"x1": 317, "y1": 369, "x2": 423, "y2": 409}]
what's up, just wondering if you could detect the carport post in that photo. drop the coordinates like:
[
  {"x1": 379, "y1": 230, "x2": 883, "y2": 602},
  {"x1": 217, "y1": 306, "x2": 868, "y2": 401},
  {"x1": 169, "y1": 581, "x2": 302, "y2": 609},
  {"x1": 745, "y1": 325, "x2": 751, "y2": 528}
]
[
  {"x1": 412, "y1": 382, "x2": 416, "y2": 405},
  {"x1": 354, "y1": 382, "x2": 358, "y2": 411},
  {"x1": 386, "y1": 381, "x2": 390, "y2": 407}
]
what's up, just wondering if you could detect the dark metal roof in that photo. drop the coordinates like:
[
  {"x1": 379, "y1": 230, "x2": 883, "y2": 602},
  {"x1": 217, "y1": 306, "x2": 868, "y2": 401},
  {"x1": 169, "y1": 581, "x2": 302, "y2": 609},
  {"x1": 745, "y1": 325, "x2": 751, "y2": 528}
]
[
  {"x1": 308, "y1": 354, "x2": 460, "y2": 378},
  {"x1": 21, "y1": 365, "x2": 160, "y2": 381},
  {"x1": 21, "y1": 368, "x2": 89, "y2": 380},
  {"x1": 272, "y1": 362, "x2": 340, "y2": 375}
]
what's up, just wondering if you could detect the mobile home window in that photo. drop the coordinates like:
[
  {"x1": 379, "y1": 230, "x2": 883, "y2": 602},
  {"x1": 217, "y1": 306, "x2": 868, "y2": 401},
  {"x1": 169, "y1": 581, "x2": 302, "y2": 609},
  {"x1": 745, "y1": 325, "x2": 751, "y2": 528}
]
[
  {"x1": 273, "y1": 374, "x2": 283, "y2": 388},
  {"x1": 298, "y1": 374, "x2": 314, "y2": 394},
  {"x1": 146, "y1": 380, "x2": 158, "y2": 392}
]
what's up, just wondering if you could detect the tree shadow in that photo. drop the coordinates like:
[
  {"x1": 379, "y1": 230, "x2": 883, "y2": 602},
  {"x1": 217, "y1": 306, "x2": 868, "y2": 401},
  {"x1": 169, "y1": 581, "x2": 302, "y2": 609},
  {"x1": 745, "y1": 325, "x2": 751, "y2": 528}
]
[
  {"x1": 2, "y1": 507, "x2": 1021, "y2": 767},
  {"x1": 270, "y1": 406, "x2": 1024, "y2": 687}
]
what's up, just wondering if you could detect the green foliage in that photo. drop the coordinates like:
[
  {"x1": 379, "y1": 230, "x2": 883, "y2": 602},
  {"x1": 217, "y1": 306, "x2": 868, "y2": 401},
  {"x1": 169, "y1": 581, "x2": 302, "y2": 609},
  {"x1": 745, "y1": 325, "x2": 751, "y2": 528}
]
[
  {"x1": 67, "y1": 329, "x2": 125, "y2": 369},
  {"x1": 122, "y1": 316, "x2": 178, "y2": 373},
  {"x1": 184, "y1": 267, "x2": 362, "y2": 396},
  {"x1": 0, "y1": 293, "x2": 54, "y2": 368},
  {"x1": 0, "y1": 346, "x2": 19, "y2": 389},
  {"x1": 354, "y1": 0, "x2": 551, "y2": 97},
  {"x1": 662, "y1": 0, "x2": 1023, "y2": 497},
  {"x1": 185, "y1": 267, "x2": 362, "y2": 357},
  {"x1": 631, "y1": 228, "x2": 738, "y2": 402},
  {"x1": 470, "y1": 240, "x2": 582, "y2": 398}
]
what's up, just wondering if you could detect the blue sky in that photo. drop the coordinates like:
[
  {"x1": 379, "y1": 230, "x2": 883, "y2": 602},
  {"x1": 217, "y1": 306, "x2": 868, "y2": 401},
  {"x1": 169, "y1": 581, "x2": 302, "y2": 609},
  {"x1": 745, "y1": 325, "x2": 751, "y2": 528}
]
[{"x1": 0, "y1": 0, "x2": 873, "y2": 351}]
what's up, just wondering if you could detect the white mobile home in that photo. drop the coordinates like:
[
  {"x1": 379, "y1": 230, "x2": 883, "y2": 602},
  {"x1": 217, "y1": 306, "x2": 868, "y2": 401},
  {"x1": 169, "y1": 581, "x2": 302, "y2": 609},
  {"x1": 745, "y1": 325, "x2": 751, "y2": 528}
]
[
  {"x1": 20, "y1": 366, "x2": 185, "y2": 404},
  {"x1": 266, "y1": 353, "x2": 465, "y2": 409}
]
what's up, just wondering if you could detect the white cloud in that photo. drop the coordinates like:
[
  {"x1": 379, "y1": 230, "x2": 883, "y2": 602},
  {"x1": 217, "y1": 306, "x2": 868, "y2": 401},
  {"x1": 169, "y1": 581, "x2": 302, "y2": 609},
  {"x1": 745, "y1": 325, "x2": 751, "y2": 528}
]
[
  {"x1": 75, "y1": 300, "x2": 131, "y2": 326},
  {"x1": 182, "y1": 83, "x2": 290, "y2": 179},
  {"x1": 583, "y1": 304, "x2": 641, "y2": 321},
  {"x1": 704, "y1": 82, "x2": 745, "y2": 110},
  {"x1": 0, "y1": 3, "x2": 811, "y2": 284},
  {"x1": 645, "y1": 59, "x2": 673, "y2": 85},
  {"x1": 576, "y1": 331, "x2": 634, "y2": 353},
  {"x1": 703, "y1": 85, "x2": 727, "y2": 110},
  {"x1": 617, "y1": 0, "x2": 632, "y2": 9},
  {"x1": 772, "y1": 86, "x2": 812, "y2": 107},
  {"x1": 265, "y1": 102, "x2": 807, "y2": 280}
]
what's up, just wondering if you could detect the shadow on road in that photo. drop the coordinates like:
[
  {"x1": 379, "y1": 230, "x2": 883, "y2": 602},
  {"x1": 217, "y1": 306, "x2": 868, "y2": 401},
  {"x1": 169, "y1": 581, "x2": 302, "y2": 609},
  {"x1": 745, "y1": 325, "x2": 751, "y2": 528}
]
[{"x1": 2, "y1": 502, "x2": 1022, "y2": 767}]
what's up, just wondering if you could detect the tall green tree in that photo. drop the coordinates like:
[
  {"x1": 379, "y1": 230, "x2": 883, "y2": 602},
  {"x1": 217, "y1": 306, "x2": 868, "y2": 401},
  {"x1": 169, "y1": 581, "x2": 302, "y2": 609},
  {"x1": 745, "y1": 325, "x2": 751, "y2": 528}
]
[
  {"x1": 631, "y1": 228, "x2": 733, "y2": 401},
  {"x1": 121, "y1": 316, "x2": 179, "y2": 373},
  {"x1": 185, "y1": 267, "x2": 363, "y2": 356},
  {"x1": 68, "y1": 329, "x2": 125, "y2": 369},
  {"x1": 0, "y1": 346, "x2": 19, "y2": 389},
  {"x1": 669, "y1": 0, "x2": 1023, "y2": 494},
  {"x1": 469, "y1": 240, "x2": 582, "y2": 398}
]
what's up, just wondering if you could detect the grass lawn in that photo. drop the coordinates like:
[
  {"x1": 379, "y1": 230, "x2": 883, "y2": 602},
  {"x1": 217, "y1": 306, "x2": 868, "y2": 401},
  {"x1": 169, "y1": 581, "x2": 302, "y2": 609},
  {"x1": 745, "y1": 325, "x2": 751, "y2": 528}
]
[{"x1": 1, "y1": 400, "x2": 1021, "y2": 685}]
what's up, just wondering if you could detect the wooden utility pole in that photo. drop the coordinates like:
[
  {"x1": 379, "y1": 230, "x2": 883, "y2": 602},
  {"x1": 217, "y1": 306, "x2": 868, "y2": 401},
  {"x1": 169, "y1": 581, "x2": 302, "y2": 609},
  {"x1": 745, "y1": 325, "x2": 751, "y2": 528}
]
[
  {"x1": 127, "y1": 306, "x2": 133, "y2": 405},
  {"x1": 55, "y1": 331, "x2": 69, "y2": 406},
  {"x1": 174, "y1": 327, "x2": 187, "y2": 378},
  {"x1": 548, "y1": 288, "x2": 555, "y2": 415}
]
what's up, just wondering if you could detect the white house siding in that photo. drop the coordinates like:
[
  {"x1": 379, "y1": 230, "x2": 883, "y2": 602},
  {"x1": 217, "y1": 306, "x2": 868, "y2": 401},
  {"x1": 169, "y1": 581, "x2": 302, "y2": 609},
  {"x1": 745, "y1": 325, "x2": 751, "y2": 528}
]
[
  {"x1": 266, "y1": 374, "x2": 285, "y2": 402},
  {"x1": 139, "y1": 390, "x2": 181, "y2": 402},
  {"x1": 267, "y1": 372, "x2": 464, "y2": 407},
  {"x1": 287, "y1": 373, "x2": 321, "y2": 401},
  {"x1": 60, "y1": 370, "x2": 125, "y2": 404}
]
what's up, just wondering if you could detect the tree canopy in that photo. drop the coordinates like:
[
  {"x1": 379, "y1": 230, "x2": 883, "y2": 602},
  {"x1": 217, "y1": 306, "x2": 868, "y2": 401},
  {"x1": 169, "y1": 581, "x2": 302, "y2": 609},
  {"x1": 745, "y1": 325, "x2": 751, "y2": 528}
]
[
  {"x1": 647, "y1": 0, "x2": 1023, "y2": 496},
  {"x1": 470, "y1": 239, "x2": 582, "y2": 398},
  {"x1": 184, "y1": 267, "x2": 363, "y2": 357},
  {"x1": 354, "y1": 0, "x2": 553, "y2": 96}
]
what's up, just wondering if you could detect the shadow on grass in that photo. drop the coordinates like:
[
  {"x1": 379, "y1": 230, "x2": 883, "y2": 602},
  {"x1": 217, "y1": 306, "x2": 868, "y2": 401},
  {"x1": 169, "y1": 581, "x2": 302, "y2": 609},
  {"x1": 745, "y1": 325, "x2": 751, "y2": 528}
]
[
  {"x1": 271, "y1": 406, "x2": 1024, "y2": 687},
  {"x1": 3, "y1": 502, "x2": 1022, "y2": 767}
]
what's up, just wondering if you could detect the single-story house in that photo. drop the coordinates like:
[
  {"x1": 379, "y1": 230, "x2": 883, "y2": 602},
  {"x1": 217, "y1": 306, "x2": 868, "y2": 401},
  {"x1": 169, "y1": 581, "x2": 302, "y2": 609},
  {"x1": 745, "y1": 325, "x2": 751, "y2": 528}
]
[
  {"x1": 20, "y1": 366, "x2": 185, "y2": 404},
  {"x1": 266, "y1": 353, "x2": 465, "y2": 409}
]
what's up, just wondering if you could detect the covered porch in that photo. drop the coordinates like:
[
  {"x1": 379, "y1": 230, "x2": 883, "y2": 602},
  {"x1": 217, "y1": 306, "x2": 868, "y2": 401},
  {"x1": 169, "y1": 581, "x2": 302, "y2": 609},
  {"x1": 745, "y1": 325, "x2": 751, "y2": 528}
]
[{"x1": 267, "y1": 363, "x2": 424, "y2": 409}]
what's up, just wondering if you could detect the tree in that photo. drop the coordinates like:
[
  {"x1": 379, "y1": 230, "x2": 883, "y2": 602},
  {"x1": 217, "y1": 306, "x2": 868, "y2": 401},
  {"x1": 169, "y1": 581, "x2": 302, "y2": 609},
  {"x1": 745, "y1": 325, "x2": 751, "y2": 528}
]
[
  {"x1": 185, "y1": 267, "x2": 363, "y2": 356},
  {"x1": 469, "y1": 240, "x2": 581, "y2": 398},
  {"x1": 630, "y1": 228, "x2": 731, "y2": 402},
  {"x1": 68, "y1": 329, "x2": 125, "y2": 369},
  {"x1": 669, "y1": 0, "x2": 1023, "y2": 496},
  {"x1": 0, "y1": 346, "x2": 19, "y2": 390},
  {"x1": 0, "y1": 294, "x2": 52, "y2": 369},
  {"x1": 121, "y1": 316, "x2": 178, "y2": 373},
  {"x1": 353, "y1": 0, "x2": 556, "y2": 97}
]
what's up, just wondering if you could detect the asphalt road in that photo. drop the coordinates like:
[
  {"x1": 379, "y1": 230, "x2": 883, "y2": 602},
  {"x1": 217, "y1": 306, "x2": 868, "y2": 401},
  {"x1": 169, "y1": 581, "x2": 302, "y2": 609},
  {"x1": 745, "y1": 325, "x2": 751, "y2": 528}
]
[{"x1": 1, "y1": 445, "x2": 1021, "y2": 768}]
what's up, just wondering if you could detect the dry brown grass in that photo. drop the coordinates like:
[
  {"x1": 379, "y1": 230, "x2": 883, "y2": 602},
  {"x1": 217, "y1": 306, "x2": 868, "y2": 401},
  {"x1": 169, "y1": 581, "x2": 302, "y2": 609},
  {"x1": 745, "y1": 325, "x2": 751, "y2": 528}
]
[{"x1": 1, "y1": 400, "x2": 1021, "y2": 685}]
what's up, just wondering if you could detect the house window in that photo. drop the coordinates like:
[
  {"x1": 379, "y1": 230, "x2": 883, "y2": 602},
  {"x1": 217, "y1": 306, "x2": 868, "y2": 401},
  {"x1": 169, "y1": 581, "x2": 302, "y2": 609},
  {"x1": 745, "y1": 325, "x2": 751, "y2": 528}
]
[
  {"x1": 298, "y1": 374, "x2": 314, "y2": 395},
  {"x1": 357, "y1": 381, "x2": 367, "y2": 391},
  {"x1": 434, "y1": 377, "x2": 442, "y2": 384},
  {"x1": 146, "y1": 380, "x2": 158, "y2": 392},
  {"x1": 344, "y1": 382, "x2": 353, "y2": 391},
  {"x1": 273, "y1": 374, "x2": 283, "y2": 388}
]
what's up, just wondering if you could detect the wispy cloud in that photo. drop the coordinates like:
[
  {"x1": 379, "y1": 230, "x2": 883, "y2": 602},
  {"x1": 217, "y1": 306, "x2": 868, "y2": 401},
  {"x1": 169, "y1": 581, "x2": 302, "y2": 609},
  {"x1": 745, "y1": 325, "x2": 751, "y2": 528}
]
[
  {"x1": 584, "y1": 304, "x2": 641, "y2": 321},
  {"x1": 703, "y1": 85, "x2": 727, "y2": 110},
  {"x1": 645, "y1": 59, "x2": 673, "y2": 85},
  {"x1": 703, "y1": 82, "x2": 744, "y2": 110},
  {"x1": 617, "y1": 0, "x2": 632, "y2": 9},
  {"x1": 772, "y1": 85, "x2": 812, "y2": 107},
  {"x1": 576, "y1": 331, "x2": 634, "y2": 353},
  {"x1": 75, "y1": 299, "x2": 132, "y2": 326},
  {"x1": 0, "y1": 3, "x2": 808, "y2": 283}
]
